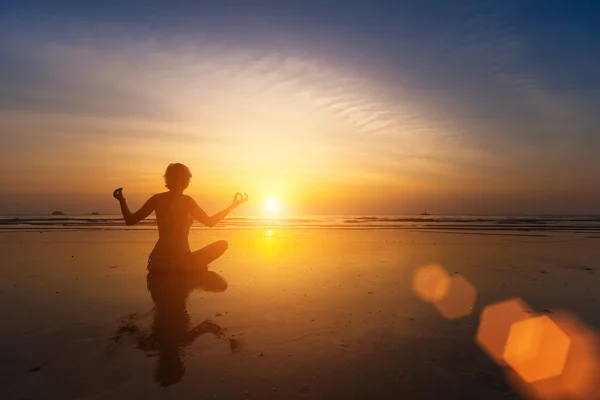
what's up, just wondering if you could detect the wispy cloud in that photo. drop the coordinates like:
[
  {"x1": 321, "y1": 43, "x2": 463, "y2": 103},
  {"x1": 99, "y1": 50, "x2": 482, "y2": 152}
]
[
  {"x1": 0, "y1": 1, "x2": 599, "y2": 213},
  {"x1": 0, "y1": 29, "x2": 467, "y2": 164}
]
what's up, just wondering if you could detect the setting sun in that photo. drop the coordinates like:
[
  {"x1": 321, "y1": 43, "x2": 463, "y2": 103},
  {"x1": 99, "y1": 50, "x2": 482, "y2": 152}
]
[{"x1": 265, "y1": 197, "x2": 279, "y2": 213}]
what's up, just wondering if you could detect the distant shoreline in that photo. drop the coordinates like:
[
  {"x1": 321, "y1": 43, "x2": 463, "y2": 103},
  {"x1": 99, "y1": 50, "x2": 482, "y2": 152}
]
[{"x1": 1, "y1": 214, "x2": 599, "y2": 236}]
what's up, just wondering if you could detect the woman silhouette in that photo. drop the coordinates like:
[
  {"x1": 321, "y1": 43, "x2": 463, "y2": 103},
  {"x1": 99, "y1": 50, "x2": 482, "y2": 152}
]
[{"x1": 113, "y1": 163, "x2": 248, "y2": 271}]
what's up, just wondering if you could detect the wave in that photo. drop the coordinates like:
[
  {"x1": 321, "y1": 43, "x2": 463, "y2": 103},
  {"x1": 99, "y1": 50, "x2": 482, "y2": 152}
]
[{"x1": 1, "y1": 214, "x2": 600, "y2": 233}]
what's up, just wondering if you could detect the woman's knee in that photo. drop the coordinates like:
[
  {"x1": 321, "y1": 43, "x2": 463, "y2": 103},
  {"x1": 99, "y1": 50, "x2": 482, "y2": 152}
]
[{"x1": 216, "y1": 240, "x2": 228, "y2": 252}]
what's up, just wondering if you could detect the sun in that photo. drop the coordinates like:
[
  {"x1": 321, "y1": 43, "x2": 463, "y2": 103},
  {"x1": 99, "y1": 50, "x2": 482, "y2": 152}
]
[{"x1": 265, "y1": 197, "x2": 279, "y2": 212}]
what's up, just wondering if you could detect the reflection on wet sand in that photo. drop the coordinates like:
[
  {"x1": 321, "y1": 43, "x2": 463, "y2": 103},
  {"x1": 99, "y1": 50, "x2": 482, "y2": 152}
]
[{"x1": 111, "y1": 270, "x2": 241, "y2": 386}]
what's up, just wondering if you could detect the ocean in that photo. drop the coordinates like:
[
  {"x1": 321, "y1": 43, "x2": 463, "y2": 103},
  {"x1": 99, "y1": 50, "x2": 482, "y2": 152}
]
[{"x1": 1, "y1": 214, "x2": 599, "y2": 235}]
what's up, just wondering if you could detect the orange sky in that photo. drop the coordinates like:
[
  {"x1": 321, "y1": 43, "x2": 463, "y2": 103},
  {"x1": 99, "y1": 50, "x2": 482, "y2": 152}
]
[{"x1": 1, "y1": 11, "x2": 599, "y2": 215}]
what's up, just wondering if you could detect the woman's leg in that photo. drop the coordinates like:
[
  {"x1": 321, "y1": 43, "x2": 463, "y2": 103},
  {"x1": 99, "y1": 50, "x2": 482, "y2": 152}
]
[{"x1": 190, "y1": 240, "x2": 228, "y2": 268}]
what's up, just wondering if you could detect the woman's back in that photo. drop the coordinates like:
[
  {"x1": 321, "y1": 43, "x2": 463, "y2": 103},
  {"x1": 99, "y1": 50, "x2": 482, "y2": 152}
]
[{"x1": 152, "y1": 192, "x2": 193, "y2": 261}]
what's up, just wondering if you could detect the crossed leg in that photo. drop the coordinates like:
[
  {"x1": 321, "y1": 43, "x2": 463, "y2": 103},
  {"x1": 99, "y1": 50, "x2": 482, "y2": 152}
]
[{"x1": 190, "y1": 240, "x2": 228, "y2": 269}]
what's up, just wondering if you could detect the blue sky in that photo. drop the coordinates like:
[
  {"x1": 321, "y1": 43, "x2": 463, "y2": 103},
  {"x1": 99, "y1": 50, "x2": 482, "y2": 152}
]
[{"x1": 1, "y1": 0, "x2": 599, "y2": 214}]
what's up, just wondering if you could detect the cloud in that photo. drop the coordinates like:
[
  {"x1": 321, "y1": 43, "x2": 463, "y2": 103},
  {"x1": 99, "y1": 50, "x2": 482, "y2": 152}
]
[
  {"x1": 0, "y1": 2, "x2": 599, "y2": 213},
  {"x1": 0, "y1": 27, "x2": 468, "y2": 159}
]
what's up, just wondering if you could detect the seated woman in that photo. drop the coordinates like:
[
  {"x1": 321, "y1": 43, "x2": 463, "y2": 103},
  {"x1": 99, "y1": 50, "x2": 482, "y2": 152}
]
[{"x1": 112, "y1": 163, "x2": 248, "y2": 271}]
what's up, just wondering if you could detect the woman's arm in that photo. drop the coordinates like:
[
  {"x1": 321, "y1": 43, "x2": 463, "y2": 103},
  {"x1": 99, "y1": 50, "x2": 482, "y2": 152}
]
[
  {"x1": 190, "y1": 192, "x2": 248, "y2": 228},
  {"x1": 113, "y1": 188, "x2": 156, "y2": 226},
  {"x1": 186, "y1": 320, "x2": 226, "y2": 345}
]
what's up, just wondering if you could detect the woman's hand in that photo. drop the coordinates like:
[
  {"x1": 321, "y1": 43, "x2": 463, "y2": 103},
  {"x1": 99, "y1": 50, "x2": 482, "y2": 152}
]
[
  {"x1": 113, "y1": 188, "x2": 125, "y2": 201},
  {"x1": 232, "y1": 192, "x2": 249, "y2": 207}
]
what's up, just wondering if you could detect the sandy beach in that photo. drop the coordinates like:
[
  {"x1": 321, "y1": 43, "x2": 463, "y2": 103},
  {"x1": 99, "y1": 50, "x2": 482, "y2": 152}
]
[{"x1": 1, "y1": 227, "x2": 599, "y2": 399}]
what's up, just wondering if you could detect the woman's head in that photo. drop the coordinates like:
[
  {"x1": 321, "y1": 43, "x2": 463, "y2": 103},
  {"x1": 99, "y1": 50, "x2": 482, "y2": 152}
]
[{"x1": 163, "y1": 163, "x2": 192, "y2": 192}]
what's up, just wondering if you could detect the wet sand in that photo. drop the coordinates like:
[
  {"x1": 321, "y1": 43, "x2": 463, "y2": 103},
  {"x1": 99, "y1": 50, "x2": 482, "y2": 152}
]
[{"x1": 1, "y1": 228, "x2": 599, "y2": 399}]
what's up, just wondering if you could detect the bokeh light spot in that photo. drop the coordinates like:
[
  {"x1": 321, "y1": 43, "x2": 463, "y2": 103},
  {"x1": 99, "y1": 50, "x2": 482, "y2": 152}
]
[
  {"x1": 412, "y1": 264, "x2": 451, "y2": 303},
  {"x1": 433, "y1": 274, "x2": 477, "y2": 319},
  {"x1": 504, "y1": 315, "x2": 571, "y2": 383},
  {"x1": 505, "y1": 312, "x2": 600, "y2": 400},
  {"x1": 476, "y1": 298, "x2": 535, "y2": 366}
]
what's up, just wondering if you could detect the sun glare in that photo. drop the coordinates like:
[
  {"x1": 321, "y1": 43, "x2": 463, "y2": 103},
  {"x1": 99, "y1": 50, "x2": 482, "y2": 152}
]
[{"x1": 265, "y1": 197, "x2": 279, "y2": 212}]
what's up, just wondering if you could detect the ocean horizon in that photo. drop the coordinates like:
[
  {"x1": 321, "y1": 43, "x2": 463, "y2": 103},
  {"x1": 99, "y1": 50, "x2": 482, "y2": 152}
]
[{"x1": 2, "y1": 214, "x2": 600, "y2": 234}]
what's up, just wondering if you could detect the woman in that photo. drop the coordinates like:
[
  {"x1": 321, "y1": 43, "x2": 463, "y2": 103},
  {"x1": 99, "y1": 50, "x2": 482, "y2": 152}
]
[{"x1": 113, "y1": 163, "x2": 248, "y2": 271}]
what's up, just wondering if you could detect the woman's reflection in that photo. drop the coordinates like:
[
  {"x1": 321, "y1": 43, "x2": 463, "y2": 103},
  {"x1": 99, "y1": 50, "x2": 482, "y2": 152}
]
[{"x1": 111, "y1": 270, "x2": 241, "y2": 386}]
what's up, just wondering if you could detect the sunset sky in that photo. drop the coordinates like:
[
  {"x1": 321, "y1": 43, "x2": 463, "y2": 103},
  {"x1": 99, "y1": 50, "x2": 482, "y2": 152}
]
[{"x1": 1, "y1": 1, "x2": 599, "y2": 215}]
